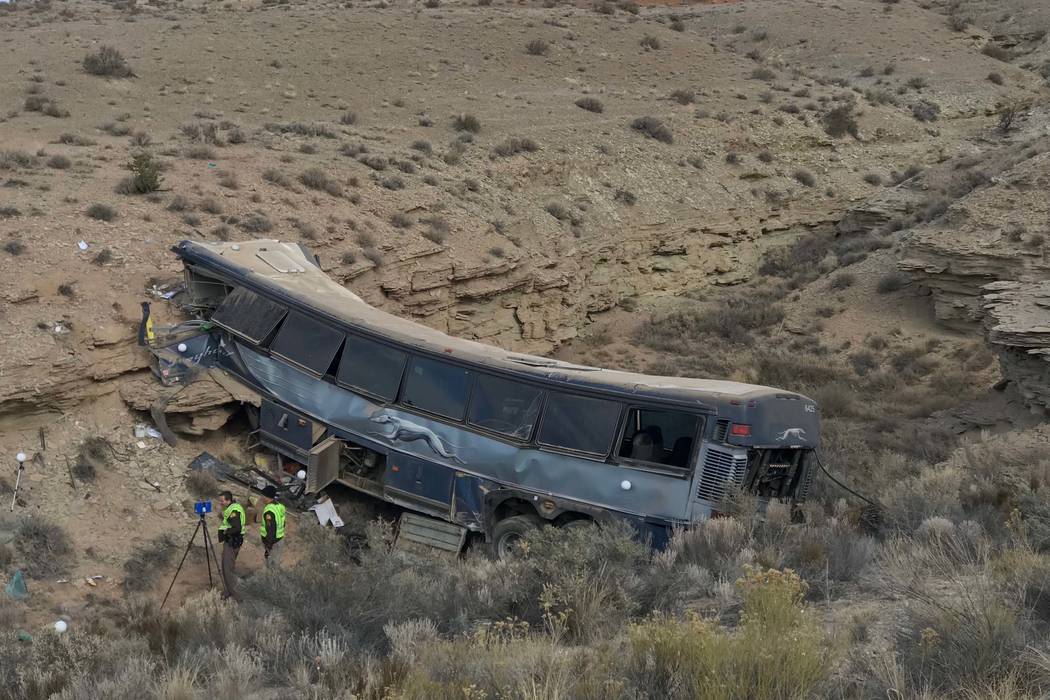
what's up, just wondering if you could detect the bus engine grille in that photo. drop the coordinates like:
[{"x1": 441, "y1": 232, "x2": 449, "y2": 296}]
[{"x1": 697, "y1": 447, "x2": 747, "y2": 503}]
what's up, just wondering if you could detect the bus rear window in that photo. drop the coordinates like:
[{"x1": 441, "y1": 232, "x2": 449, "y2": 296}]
[
  {"x1": 468, "y1": 374, "x2": 543, "y2": 440},
  {"x1": 538, "y1": 392, "x2": 621, "y2": 457},
  {"x1": 336, "y1": 335, "x2": 407, "y2": 401},
  {"x1": 400, "y1": 357, "x2": 473, "y2": 420}
]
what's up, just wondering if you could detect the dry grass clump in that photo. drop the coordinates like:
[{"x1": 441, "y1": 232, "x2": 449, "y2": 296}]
[
  {"x1": 264, "y1": 121, "x2": 337, "y2": 139},
  {"x1": 822, "y1": 104, "x2": 859, "y2": 138},
  {"x1": 575, "y1": 96, "x2": 604, "y2": 113},
  {"x1": 491, "y1": 137, "x2": 540, "y2": 158},
  {"x1": 15, "y1": 516, "x2": 76, "y2": 579},
  {"x1": 630, "y1": 116, "x2": 673, "y2": 144},
  {"x1": 452, "y1": 113, "x2": 481, "y2": 133},
  {"x1": 299, "y1": 168, "x2": 342, "y2": 196},
  {"x1": 85, "y1": 203, "x2": 117, "y2": 221},
  {"x1": 525, "y1": 38, "x2": 549, "y2": 56},
  {"x1": 83, "y1": 45, "x2": 133, "y2": 77},
  {"x1": 122, "y1": 535, "x2": 177, "y2": 593}
]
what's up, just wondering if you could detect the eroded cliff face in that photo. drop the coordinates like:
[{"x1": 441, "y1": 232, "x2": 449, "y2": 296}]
[
  {"x1": 898, "y1": 150, "x2": 1050, "y2": 330},
  {"x1": 983, "y1": 280, "x2": 1050, "y2": 415},
  {"x1": 336, "y1": 206, "x2": 839, "y2": 355}
]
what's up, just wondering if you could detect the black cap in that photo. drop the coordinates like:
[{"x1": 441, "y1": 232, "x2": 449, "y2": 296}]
[{"x1": 261, "y1": 485, "x2": 278, "y2": 499}]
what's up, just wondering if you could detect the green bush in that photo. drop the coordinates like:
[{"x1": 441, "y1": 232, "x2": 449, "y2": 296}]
[
  {"x1": 627, "y1": 567, "x2": 831, "y2": 699},
  {"x1": 122, "y1": 151, "x2": 162, "y2": 194}
]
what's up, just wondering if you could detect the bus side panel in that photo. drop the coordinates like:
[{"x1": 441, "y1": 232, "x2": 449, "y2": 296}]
[
  {"x1": 452, "y1": 473, "x2": 492, "y2": 531},
  {"x1": 382, "y1": 453, "x2": 455, "y2": 516}
]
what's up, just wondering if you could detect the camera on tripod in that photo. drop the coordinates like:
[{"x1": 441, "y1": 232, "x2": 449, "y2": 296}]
[{"x1": 194, "y1": 500, "x2": 212, "y2": 515}]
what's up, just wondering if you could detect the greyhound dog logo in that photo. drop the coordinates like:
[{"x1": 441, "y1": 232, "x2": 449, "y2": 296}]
[
  {"x1": 369, "y1": 411, "x2": 463, "y2": 463},
  {"x1": 776, "y1": 428, "x2": 808, "y2": 442}
]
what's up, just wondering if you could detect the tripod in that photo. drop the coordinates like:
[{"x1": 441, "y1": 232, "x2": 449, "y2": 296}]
[{"x1": 161, "y1": 511, "x2": 225, "y2": 609}]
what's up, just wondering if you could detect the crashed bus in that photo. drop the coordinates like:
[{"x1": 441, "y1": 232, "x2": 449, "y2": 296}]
[{"x1": 161, "y1": 239, "x2": 820, "y2": 555}]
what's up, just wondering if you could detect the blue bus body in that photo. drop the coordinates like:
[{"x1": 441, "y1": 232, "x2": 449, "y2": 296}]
[{"x1": 166, "y1": 240, "x2": 821, "y2": 550}]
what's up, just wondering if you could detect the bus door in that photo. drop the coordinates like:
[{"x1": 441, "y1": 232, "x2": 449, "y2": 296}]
[{"x1": 383, "y1": 453, "x2": 455, "y2": 518}]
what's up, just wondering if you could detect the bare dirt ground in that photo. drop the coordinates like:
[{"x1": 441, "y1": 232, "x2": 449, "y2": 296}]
[{"x1": 0, "y1": 0, "x2": 1049, "y2": 694}]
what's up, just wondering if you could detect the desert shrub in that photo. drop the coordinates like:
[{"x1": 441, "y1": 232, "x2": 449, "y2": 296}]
[
  {"x1": 987, "y1": 72, "x2": 1004, "y2": 85},
  {"x1": 614, "y1": 188, "x2": 637, "y2": 205},
  {"x1": 199, "y1": 197, "x2": 223, "y2": 215},
  {"x1": 639, "y1": 291, "x2": 784, "y2": 348},
  {"x1": 640, "y1": 35, "x2": 661, "y2": 50},
  {"x1": 627, "y1": 568, "x2": 830, "y2": 699},
  {"x1": 822, "y1": 104, "x2": 859, "y2": 138},
  {"x1": 452, "y1": 113, "x2": 481, "y2": 133},
  {"x1": 410, "y1": 140, "x2": 432, "y2": 155},
  {"x1": 16, "y1": 516, "x2": 75, "y2": 578},
  {"x1": 0, "y1": 150, "x2": 36, "y2": 170},
  {"x1": 264, "y1": 121, "x2": 337, "y2": 138},
  {"x1": 183, "y1": 144, "x2": 216, "y2": 160},
  {"x1": 829, "y1": 272, "x2": 855, "y2": 289},
  {"x1": 86, "y1": 203, "x2": 117, "y2": 221},
  {"x1": 670, "y1": 18, "x2": 685, "y2": 31},
  {"x1": 793, "y1": 169, "x2": 816, "y2": 187},
  {"x1": 58, "y1": 133, "x2": 95, "y2": 146},
  {"x1": 362, "y1": 247, "x2": 383, "y2": 266},
  {"x1": 93, "y1": 248, "x2": 115, "y2": 265},
  {"x1": 491, "y1": 137, "x2": 539, "y2": 158},
  {"x1": 299, "y1": 168, "x2": 342, "y2": 196},
  {"x1": 390, "y1": 213, "x2": 413, "y2": 229},
  {"x1": 120, "y1": 151, "x2": 162, "y2": 194},
  {"x1": 83, "y1": 46, "x2": 133, "y2": 77},
  {"x1": 239, "y1": 212, "x2": 272, "y2": 233},
  {"x1": 381, "y1": 176, "x2": 404, "y2": 191},
  {"x1": 262, "y1": 168, "x2": 292, "y2": 188},
  {"x1": 750, "y1": 67, "x2": 776, "y2": 81},
  {"x1": 981, "y1": 43, "x2": 1013, "y2": 61},
  {"x1": 757, "y1": 150, "x2": 774, "y2": 163},
  {"x1": 630, "y1": 116, "x2": 673, "y2": 144},
  {"x1": 122, "y1": 535, "x2": 177, "y2": 593},
  {"x1": 421, "y1": 217, "x2": 449, "y2": 244},
  {"x1": 725, "y1": 151, "x2": 741, "y2": 165},
  {"x1": 863, "y1": 172, "x2": 883, "y2": 185},
  {"x1": 47, "y1": 154, "x2": 71, "y2": 169},
  {"x1": 359, "y1": 154, "x2": 387, "y2": 171},
  {"x1": 525, "y1": 38, "x2": 549, "y2": 56},
  {"x1": 877, "y1": 271, "x2": 909, "y2": 294},
  {"x1": 545, "y1": 202, "x2": 581, "y2": 225},
  {"x1": 339, "y1": 110, "x2": 357, "y2": 125},
  {"x1": 670, "y1": 89, "x2": 695, "y2": 105},
  {"x1": 575, "y1": 96, "x2": 604, "y2": 113},
  {"x1": 3, "y1": 239, "x2": 26, "y2": 255},
  {"x1": 911, "y1": 99, "x2": 941, "y2": 122},
  {"x1": 947, "y1": 12, "x2": 971, "y2": 32}
]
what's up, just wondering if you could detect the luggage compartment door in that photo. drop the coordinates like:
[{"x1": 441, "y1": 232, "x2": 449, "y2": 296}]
[{"x1": 306, "y1": 436, "x2": 341, "y2": 494}]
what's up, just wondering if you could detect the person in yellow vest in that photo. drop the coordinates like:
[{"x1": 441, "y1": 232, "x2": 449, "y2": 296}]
[
  {"x1": 216, "y1": 491, "x2": 245, "y2": 601},
  {"x1": 259, "y1": 485, "x2": 286, "y2": 570}
]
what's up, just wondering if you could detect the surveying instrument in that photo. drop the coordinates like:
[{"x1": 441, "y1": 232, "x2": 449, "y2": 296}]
[
  {"x1": 161, "y1": 500, "x2": 226, "y2": 609},
  {"x1": 10, "y1": 452, "x2": 26, "y2": 512}
]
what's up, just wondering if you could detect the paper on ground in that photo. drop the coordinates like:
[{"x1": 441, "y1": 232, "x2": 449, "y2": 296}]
[{"x1": 309, "y1": 498, "x2": 344, "y2": 528}]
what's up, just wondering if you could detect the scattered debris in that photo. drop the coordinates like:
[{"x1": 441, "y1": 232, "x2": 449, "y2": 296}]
[{"x1": 5, "y1": 569, "x2": 28, "y2": 600}]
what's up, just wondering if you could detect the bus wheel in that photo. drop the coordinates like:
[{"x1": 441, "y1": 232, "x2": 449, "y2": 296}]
[{"x1": 491, "y1": 514, "x2": 541, "y2": 559}]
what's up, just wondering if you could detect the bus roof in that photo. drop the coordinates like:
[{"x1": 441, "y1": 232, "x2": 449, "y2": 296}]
[{"x1": 174, "y1": 239, "x2": 807, "y2": 410}]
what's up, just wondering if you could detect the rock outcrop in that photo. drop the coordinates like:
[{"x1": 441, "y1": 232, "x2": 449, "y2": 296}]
[
  {"x1": 983, "y1": 280, "x2": 1050, "y2": 415},
  {"x1": 899, "y1": 152, "x2": 1050, "y2": 329}
]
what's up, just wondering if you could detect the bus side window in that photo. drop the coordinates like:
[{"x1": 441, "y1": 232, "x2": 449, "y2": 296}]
[
  {"x1": 467, "y1": 374, "x2": 544, "y2": 440},
  {"x1": 618, "y1": 408, "x2": 699, "y2": 470}
]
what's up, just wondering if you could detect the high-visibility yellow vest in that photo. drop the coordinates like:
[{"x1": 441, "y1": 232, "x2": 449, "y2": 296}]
[
  {"x1": 220, "y1": 503, "x2": 245, "y2": 532},
  {"x1": 260, "y1": 503, "x2": 286, "y2": 540}
]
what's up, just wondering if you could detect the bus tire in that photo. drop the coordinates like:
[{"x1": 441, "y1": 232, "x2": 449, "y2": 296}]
[{"x1": 491, "y1": 514, "x2": 541, "y2": 559}]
